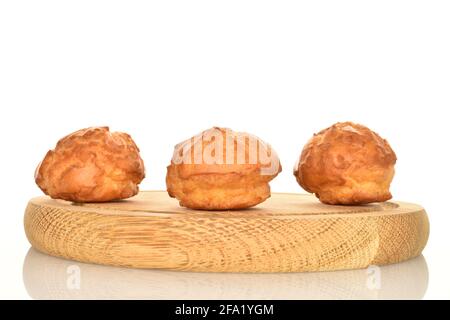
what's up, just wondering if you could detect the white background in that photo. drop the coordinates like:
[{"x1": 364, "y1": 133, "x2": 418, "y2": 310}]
[{"x1": 0, "y1": 0, "x2": 449, "y2": 299}]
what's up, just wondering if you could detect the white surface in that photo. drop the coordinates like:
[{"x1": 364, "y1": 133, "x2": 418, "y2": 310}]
[{"x1": 0, "y1": 1, "x2": 449, "y2": 299}]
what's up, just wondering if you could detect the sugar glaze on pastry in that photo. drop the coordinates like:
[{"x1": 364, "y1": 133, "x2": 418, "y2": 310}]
[{"x1": 166, "y1": 127, "x2": 281, "y2": 210}]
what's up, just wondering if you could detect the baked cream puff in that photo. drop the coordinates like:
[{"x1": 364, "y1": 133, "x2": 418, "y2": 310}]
[
  {"x1": 35, "y1": 127, "x2": 145, "y2": 202},
  {"x1": 166, "y1": 127, "x2": 281, "y2": 210},
  {"x1": 294, "y1": 122, "x2": 397, "y2": 205}
]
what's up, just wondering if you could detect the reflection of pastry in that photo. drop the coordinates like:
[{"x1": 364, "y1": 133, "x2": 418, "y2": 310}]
[
  {"x1": 35, "y1": 127, "x2": 145, "y2": 202},
  {"x1": 294, "y1": 122, "x2": 397, "y2": 205},
  {"x1": 166, "y1": 127, "x2": 281, "y2": 210}
]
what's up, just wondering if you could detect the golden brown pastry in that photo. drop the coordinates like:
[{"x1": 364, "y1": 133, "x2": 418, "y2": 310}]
[
  {"x1": 166, "y1": 127, "x2": 281, "y2": 210},
  {"x1": 294, "y1": 122, "x2": 397, "y2": 205},
  {"x1": 35, "y1": 127, "x2": 145, "y2": 202}
]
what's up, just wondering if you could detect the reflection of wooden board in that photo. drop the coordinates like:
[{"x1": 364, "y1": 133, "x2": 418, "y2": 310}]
[
  {"x1": 23, "y1": 248, "x2": 429, "y2": 300},
  {"x1": 24, "y1": 191, "x2": 429, "y2": 273}
]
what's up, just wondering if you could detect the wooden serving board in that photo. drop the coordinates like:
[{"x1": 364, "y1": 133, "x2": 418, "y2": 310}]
[{"x1": 24, "y1": 191, "x2": 429, "y2": 273}]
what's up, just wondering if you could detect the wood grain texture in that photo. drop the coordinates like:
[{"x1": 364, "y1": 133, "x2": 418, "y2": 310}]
[{"x1": 24, "y1": 191, "x2": 429, "y2": 273}]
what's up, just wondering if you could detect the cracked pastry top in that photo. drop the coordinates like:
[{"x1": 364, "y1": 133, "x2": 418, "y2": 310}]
[
  {"x1": 35, "y1": 126, "x2": 145, "y2": 202},
  {"x1": 294, "y1": 122, "x2": 397, "y2": 205}
]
